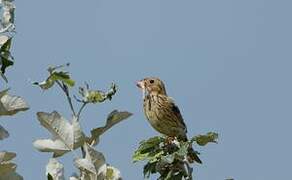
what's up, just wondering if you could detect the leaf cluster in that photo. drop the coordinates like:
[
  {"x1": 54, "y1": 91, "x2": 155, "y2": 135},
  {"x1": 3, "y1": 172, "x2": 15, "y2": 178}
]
[
  {"x1": 0, "y1": 89, "x2": 29, "y2": 180},
  {"x1": 33, "y1": 63, "x2": 75, "y2": 90},
  {"x1": 133, "y1": 132, "x2": 218, "y2": 180}
]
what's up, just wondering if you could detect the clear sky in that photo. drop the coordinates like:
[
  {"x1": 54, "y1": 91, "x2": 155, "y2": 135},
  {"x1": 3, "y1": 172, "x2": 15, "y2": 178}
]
[{"x1": 1, "y1": 0, "x2": 292, "y2": 179}]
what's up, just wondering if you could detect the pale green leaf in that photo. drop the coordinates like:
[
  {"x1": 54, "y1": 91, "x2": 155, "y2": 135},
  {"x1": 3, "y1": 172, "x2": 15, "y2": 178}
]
[
  {"x1": 33, "y1": 78, "x2": 55, "y2": 90},
  {"x1": 78, "y1": 83, "x2": 117, "y2": 104},
  {"x1": 106, "y1": 166, "x2": 122, "y2": 180},
  {"x1": 191, "y1": 132, "x2": 219, "y2": 146}
]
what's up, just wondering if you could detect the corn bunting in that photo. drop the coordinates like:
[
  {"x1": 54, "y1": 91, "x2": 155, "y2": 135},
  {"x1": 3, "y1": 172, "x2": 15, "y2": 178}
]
[{"x1": 137, "y1": 77, "x2": 202, "y2": 164}]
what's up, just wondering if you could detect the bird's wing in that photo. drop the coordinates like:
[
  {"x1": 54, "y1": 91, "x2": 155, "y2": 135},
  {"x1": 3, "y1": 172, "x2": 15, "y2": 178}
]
[{"x1": 158, "y1": 95, "x2": 188, "y2": 135}]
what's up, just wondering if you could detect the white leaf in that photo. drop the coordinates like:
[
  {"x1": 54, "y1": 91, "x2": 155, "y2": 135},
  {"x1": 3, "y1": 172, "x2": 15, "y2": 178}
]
[
  {"x1": 1, "y1": 1, "x2": 15, "y2": 27},
  {"x1": 72, "y1": 117, "x2": 85, "y2": 149},
  {"x1": 74, "y1": 144, "x2": 107, "y2": 179},
  {"x1": 74, "y1": 158, "x2": 96, "y2": 174},
  {"x1": 69, "y1": 176, "x2": 79, "y2": 180},
  {"x1": 0, "y1": 89, "x2": 29, "y2": 116},
  {"x1": 36, "y1": 111, "x2": 85, "y2": 154},
  {"x1": 0, "y1": 124, "x2": 9, "y2": 140},
  {"x1": 46, "y1": 158, "x2": 65, "y2": 180},
  {"x1": 33, "y1": 139, "x2": 70, "y2": 157}
]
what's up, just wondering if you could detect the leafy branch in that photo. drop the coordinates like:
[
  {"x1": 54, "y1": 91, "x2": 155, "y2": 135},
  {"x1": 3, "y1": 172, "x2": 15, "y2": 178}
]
[
  {"x1": 33, "y1": 64, "x2": 132, "y2": 180},
  {"x1": 133, "y1": 132, "x2": 218, "y2": 180}
]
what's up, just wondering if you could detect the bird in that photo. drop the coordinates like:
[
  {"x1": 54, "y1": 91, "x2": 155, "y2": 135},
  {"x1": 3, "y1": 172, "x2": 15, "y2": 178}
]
[{"x1": 136, "y1": 77, "x2": 202, "y2": 164}]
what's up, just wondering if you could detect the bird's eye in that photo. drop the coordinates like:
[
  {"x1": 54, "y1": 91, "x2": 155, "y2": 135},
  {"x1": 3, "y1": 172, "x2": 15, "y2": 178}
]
[{"x1": 149, "y1": 79, "x2": 155, "y2": 84}]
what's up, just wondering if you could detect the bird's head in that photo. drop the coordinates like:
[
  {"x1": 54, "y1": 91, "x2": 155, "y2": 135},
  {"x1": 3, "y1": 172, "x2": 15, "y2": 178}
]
[{"x1": 136, "y1": 77, "x2": 167, "y2": 96}]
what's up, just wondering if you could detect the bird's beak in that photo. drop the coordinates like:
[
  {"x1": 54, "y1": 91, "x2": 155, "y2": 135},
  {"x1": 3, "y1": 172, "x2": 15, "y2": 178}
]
[{"x1": 136, "y1": 80, "x2": 144, "y2": 89}]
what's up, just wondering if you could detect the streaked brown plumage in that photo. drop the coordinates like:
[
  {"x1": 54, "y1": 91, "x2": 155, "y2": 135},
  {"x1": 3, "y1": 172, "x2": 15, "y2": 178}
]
[{"x1": 137, "y1": 77, "x2": 202, "y2": 164}]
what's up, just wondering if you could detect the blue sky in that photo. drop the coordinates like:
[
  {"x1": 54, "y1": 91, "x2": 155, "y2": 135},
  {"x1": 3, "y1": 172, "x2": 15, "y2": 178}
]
[{"x1": 1, "y1": 0, "x2": 292, "y2": 179}]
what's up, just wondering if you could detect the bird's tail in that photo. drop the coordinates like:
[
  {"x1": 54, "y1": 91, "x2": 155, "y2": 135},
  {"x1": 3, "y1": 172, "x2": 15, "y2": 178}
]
[
  {"x1": 180, "y1": 135, "x2": 202, "y2": 164},
  {"x1": 187, "y1": 146, "x2": 202, "y2": 164}
]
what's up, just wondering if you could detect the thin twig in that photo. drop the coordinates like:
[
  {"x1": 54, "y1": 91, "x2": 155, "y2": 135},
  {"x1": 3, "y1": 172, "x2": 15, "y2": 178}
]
[
  {"x1": 77, "y1": 102, "x2": 88, "y2": 121},
  {"x1": 55, "y1": 80, "x2": 76, "y2": 116}
]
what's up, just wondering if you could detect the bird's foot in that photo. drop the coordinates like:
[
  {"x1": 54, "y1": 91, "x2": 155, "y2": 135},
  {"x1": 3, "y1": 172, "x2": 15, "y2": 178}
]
[{"x1": 165, "y1": 136, "x2": 175, "y2": 144}]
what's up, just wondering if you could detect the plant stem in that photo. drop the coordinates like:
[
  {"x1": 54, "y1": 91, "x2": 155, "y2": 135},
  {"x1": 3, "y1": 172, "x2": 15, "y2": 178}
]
[
  {"x1": 55, "y1": 80, "x2": 76, "y2": 116},
  {"x1": 77, "y1": 102, "x2": 87, "y2": 121}
]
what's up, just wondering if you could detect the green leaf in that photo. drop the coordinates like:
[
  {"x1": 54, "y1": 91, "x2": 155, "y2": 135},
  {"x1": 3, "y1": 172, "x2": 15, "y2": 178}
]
[
  {"x1": 33, "y1": 64, "x2": 74, "y2": 90},
  {"x1": 132, "y1": 151, "x2": 149, "y2": 163},
  {"x1": 175, "y1": 142, "x2": 189, "y2": 157},
  {"x1": 50, "y1": 71, "x2": 75, "y2": 87},
  {"x1": 81, "y1": 89, "x2": 104, "y2": 103},
  {"x1": 78, "y1": 83, "x2": 117, "y2": 103},
  {"x1": 161, "y1": 154, "x2": 175, "y2": 164},
  {"x1": 191, "y1": 132, "x2": 219, "y2": 146},
  {"x1": 149, "y1": 151, "x2": 164, "y2": 163},
  {"x1": 138, "y1": 136, "x2": 164, "y2": 153},
  {"x1": 33, "y1": 78, "x2": 55, "y2": 90},
  {"x1": 143, "y1": 162, "x2": 157, "y2": 178},
  {"x1": 0, "y1": 57, "x2": 13, "y2": 74},
  {"x1": 33, "y1": 72, "x2": 75, "y2": 90},
  {"x1": 0, "y1": 38, "x2": 14, "y2": 77},
  {"x1": 133, "y1": 136, "x2": 164, "y2": 163}
]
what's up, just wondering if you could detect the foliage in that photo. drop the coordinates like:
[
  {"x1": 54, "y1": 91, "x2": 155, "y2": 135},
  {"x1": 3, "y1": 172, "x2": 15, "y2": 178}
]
[
  {"x1": 33, "y1": 64, "x2": 132, "y2": 180},
  {"x1": 0, "y1": 0, "x2": 16, "y2": 82},
  {"x1": 133, "y1": 133, "x2": 218, "y2": 180},
  {"x1": 0, "y1": 89, "x2": 29, "y2": 180},
  {"x1": 0, "y1": 2, "x2": 28, "y2": 179},
  {"x1": 33, "y1": 63, "x2": 75, "y2": 90}
]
